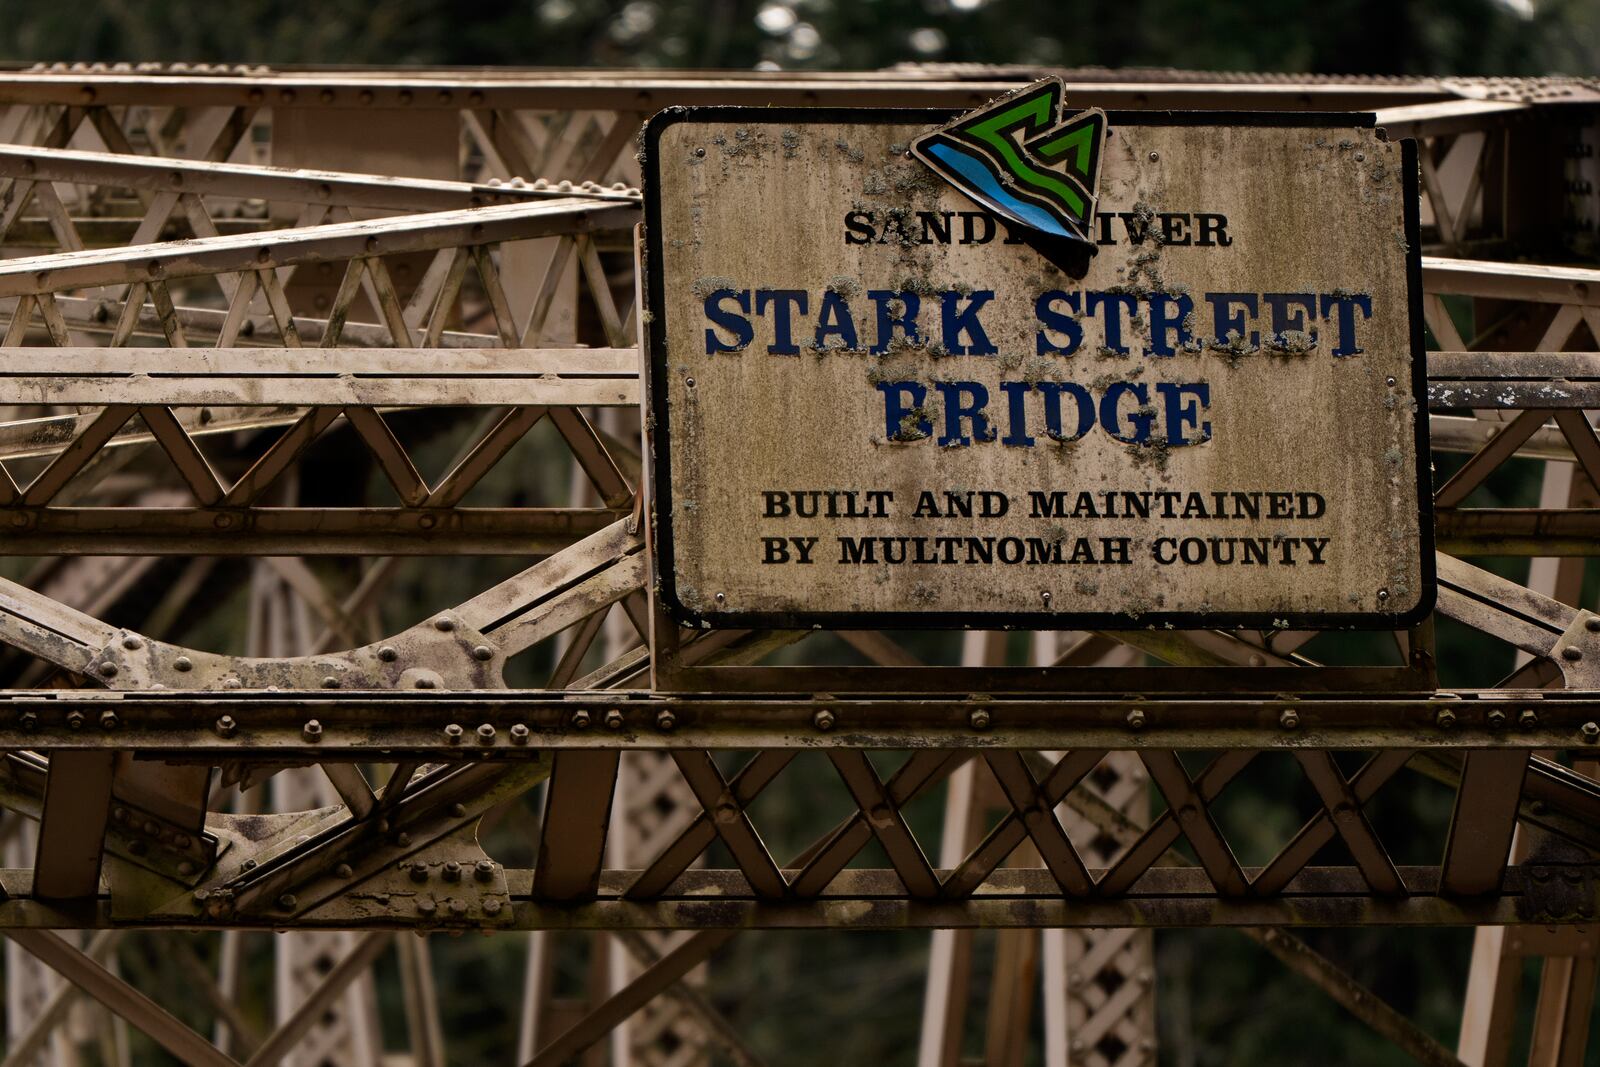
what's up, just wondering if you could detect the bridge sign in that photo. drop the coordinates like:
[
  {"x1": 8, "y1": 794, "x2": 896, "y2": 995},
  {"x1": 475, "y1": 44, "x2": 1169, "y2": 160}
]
[{"x1": 642, "y1": 98, "x2": 1430, "y2": 630}]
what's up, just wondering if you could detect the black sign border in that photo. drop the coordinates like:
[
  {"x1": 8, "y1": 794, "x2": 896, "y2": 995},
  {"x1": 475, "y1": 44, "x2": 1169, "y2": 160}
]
[{"x1": 642, "y1": 107, "x2": 1434, "y2": 632}]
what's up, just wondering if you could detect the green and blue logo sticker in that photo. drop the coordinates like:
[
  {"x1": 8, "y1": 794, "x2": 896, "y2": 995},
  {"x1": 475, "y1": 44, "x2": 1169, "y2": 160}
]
[{"x1": 912, "y1": 77, "x2": 1106, "y2": 271}]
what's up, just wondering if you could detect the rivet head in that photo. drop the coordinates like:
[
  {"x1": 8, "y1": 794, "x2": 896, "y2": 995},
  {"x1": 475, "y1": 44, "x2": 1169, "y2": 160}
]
[
  {"x1": 1126, "y1": 708, "x2": 1146, "y2": 730},
  {"x1": 334, "y1": 863, "x2": 353, "y2": 878},
  {"x1": 174, "y1": 656, "x2": 193, "y2": 672},
  {"x1": 510, "y1": 723, "x2": 530, "y2": 744},
  {"x1": 1562, "y1": 645, "x2": 1583, "y2": 662},
  {"x1": 472, "y1": 645, "x2": 493, "y2": 661},
  {"x1": 694, "y1": 146, "x2": 706, "y2": 157},
  {"x1": 1279, "y1": 708, "x2": 1300, "y2": 730},
  {"x1": 483, "y1": 898, "x2": 503, "y2": 916},
  {"x1": 121, "y1": 634, "x2": 143, "y2": 650},
  {"x1": 969, "y1": 709, "x2": 991, "y2": 730},
  {"x1": 656, "y1": 709, "x2": 677, "y2": 731},
  {"x1": 278, "y1": 893, "x2": 298, "y2": 910},
  {"x1": 433, "y1": 615, "x2": 455, "y2": 632},
  {"x1": 98, "y1": 662, "x2": 118, "y2": 678},
  {"x1": 396, "y1": 832, "x2": 412, "y2": 847},
  {"x1": 1587, "y1": 618, "x2": 1600, "y2": 633},
  {"x1": 1435, "y1": 708, "x2": 1456, "y2": 729},
  {"x1": 1148, "y1": 150, "x2": 1159, "y2": 161},
  {"x1": 448, "y1": 898, "x2": 468, "y2": 916},
  {"x1": 1583, "y1": 722, "x2": 1599, "y2": 743},
  {"x1": 476, "y1": 723, "x2": 496, "y2": 745},
  {"x1": 416, "y1": 896, "x2": 437, "y2": 915},
  {"x1": 444, "y1": 723, "x2": 464, "y2": 743},
  {"x1": 378, "y1": 646, "x2": 398, "y2": 662},
  {"x1": 302, "y1": 719, "x2": 323, "y2": 741},
  {"x1": 570, "y1": 709, "x2": 592, "y2": 729},
  {"x1": 321, "y1": 675, "x2": 340, "y2": 689},
  {"x1": 604, "y1": 709, "x2": 624, "y2": 730},
  {"x1": 813, "y1": 708, "x2": 836, "y2": 732}
]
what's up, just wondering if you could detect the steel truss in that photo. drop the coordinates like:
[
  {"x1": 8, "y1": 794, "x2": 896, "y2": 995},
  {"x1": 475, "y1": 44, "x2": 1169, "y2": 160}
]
[{"x1": 0, "y1": 64, "x2": 1593, "y2": 1067}]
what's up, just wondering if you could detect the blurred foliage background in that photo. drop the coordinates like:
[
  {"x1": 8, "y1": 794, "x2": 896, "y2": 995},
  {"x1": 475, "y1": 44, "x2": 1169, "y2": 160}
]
[{"x1": 1, "y1": 0, "x2": 1599, "y2": 1064}]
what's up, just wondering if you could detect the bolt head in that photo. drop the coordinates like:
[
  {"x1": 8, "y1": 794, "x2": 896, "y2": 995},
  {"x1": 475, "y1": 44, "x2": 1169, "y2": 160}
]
[
  {"x1": 410, "y1": 862, "x2": 429, "y2": 883},
  {"x1": 969, "y1": 709, "x2": 991, "y2": 730},
  {"x1": 215, "y1": 715, "x2": 237, "y2": 737},
  {"x1": 1148, "y1": 150, "x2": 1160, "y2": 161},
  {"x1": 443, "y1": 861, "x2": 462, "y2": 881},
  {"x1": 1583, "y1": 722, "x2": 1600, "y2": 743},
  {"x1": 302, "y1": 719, "x2": 323, "y2": 741},
  {"x1": 813, "y1": 708, "x2": 836, "y2": 732}
]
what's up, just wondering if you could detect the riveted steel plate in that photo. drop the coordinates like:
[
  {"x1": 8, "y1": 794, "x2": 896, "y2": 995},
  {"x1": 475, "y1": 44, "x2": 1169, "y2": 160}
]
[{"x1": 643, "y1": 109, "x2": 1430, "y2": 629}]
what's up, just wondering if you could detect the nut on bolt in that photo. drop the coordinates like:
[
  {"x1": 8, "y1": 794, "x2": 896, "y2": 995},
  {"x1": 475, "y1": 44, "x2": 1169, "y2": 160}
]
[
  {"x1": 656, "y1": 709, "x2": 677, "y2": 731},
  {"x1": 570, "y1": 709, "x2": 592, "y2": 729},
  {"x1": 443, "y1": 861, "x2": 462, "y2": 882},
  {"x1": 475, "y1": 859, "x2": 496, "y2": 883},
  {"x1": 66, "y1": 711, "x2": 85, "y2": 730},
  {"x1": 99, "y1": 710, "x2": 119, "y2": 730},
  {"x1": 1583, "y1": 721, "x2": 1600, "y2": 744},
  {"x1": 969, "y1": 708, "x2": 992, "y2": 730},
  {"x1": 813, "y1": 708, "x2": 836, "y2": 732},
  {"x1": 510, "y1": 723, "x2": 530, "y2": 744},
  {"x1": 1126, "y1": 708, "x2": 1146, "y2": 731},
  {"x1": 476, "y1": 723, "x2": 496, "y2": 745},
  {"x1": 1487, "y1": 709, "x2": 1507, "y2": 729},
  {"x1": 302, "y1": 719, "x2": 323, "y2": 741},
  {"x1": 444, "y1": 723, "x2": 464, "y2": 744},
  {"x1": 215, "y1": 715, "x2": 237, "y2": 738},
  {"x1": 603, "y1": 708, "x2": 624, "y2": 730},
  {"x1": 1519, "y1": 708, "x2": 1539, "y2": 730},
  {"x1": 1436, "y1": 708, "x2": 1457, "y2": 729},
  {"x1": 1279, "y1": 708, "x2": 1300, "y2": 730}
]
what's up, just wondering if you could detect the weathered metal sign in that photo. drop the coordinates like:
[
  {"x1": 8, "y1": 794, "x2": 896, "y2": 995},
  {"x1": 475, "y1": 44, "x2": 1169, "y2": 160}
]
[{"x1": 642, "y1": 103, "x2": 1431, "y2": 629}]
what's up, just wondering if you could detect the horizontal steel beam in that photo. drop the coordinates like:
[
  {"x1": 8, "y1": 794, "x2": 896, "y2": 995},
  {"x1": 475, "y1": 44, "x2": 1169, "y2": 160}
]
[
  {"x1": 1422, "y1": 257, "x2": 1600, "y2": 306},
  {"x1": 0, "y1": 144, "x2": 639, "y2": 209},
  {"x1": 2, "y1": 690, "x2": 1599, "y2": 750},
  {"x1": 1436, "y1": 509, "x2": 1600, "y2": 556},
  {"x1": 0, "y1": 866, "x2": 1574, "y2": 930},
  {"x1": 0, "y1": 347, "x2": 638, "y2": 407},
  {"x1": 0, "y1": 72, "x2": 1456, "y2": 110},
  {"x1": 0, "y1": 508, "x2": 627, "y2": 555},
  {"x1": 0, "y1": 199, "x2": 637, "y2": 296}
]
